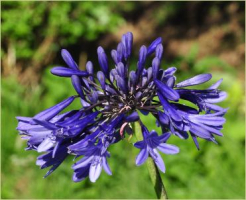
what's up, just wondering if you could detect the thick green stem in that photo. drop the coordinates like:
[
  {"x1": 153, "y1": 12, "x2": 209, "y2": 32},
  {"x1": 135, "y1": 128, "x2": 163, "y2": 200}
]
[{"x1": 134, "y1": 121, "x2": 168, "y2": 199}]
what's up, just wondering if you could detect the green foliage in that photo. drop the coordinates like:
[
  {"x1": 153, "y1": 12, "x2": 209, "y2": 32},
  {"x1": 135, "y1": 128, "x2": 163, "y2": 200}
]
[
  {"x1": 194, "y1": 56, "x2": 235, "y2": 74},
  {"x1": 1, "y1": 2, "x2": 124, "y2": 59}
]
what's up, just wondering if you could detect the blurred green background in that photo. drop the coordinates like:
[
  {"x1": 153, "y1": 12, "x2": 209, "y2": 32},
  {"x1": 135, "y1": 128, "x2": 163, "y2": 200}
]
[{"x1": 1, "y1": 1, "x2": 245, "y2": 199}]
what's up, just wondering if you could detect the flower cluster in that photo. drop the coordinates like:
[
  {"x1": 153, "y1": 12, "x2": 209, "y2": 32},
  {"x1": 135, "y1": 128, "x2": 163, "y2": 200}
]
[{"x1": 16, "y1": 32, "x2": 227, "y2": 183}]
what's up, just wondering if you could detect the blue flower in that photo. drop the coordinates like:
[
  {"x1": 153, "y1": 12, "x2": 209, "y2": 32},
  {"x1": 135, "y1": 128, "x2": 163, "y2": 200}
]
[
  {"x1": 36, "y1": 142, "x2": 70, "y2": 178},
  {"x1": 16, "y1": 32, "x2": 227, "y2": 182},
  {"x1": 134, "y1": 123, "x2": 179, "y2": 173},
  {"x1": 156, "y1": 73, "x2": 227, "y2": 149},
  {"x1": 71, "y1": 141, "x2": 112, "y2": 183}
]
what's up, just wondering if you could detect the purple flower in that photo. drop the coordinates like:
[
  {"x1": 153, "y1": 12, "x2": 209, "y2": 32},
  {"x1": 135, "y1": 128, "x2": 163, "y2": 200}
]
[
  {"x1": 51, "y1": 49, "x2": 88, "y2": 77},
  {"x1": 134, "y1": 123, "x2": 179, "y2": 173},
  {"x1": 71, "y1": 141, "x2": 112, "y2": 183},
  {"x1": 16, "y1": 32, "x2": 227, "y2": 183},
  {"x1": 36, "y1": 142, "x2": 70, "y2": 178}
]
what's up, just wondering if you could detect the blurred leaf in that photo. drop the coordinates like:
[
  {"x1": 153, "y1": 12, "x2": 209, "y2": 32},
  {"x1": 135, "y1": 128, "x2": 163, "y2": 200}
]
[{"x1": 194, "y1": 56, "x2": 236, "y2": 74}]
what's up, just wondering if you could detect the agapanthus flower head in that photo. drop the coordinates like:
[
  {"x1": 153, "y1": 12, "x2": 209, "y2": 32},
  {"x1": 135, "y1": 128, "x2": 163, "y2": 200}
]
[{"x1": 16, "y1": 32, "x2": 227, "y2": 183}]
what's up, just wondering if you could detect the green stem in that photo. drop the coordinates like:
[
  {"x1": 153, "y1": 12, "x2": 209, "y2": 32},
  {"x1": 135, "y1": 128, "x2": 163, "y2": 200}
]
[{"x1": 134, "y1": 121, "x2": 168, "y2": 199}]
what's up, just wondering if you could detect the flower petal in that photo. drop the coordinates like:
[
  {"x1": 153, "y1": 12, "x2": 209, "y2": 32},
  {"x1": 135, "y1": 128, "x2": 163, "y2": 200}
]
[
  {"x1": 72, "y1": 156, "x2": 94, "y2": 170},
  {"x1": 129, "y1": 71, "x2": 137, "y2": 86},
  {"x1": 117, "y1": 43, "x2": 124, "y2": 63},
  {"x1": 136, "y1": 148, "x2": 148, "y2": 166},
  {"x1": 204, "y1": 91, "x2": 227, "y2": 103},
  {"x1": 102, "y1": 157, "x2": 112, "y2": 175},
  {"x1": 97, "y1": 46, "x2": 109, "y2": 77},
  {"x1": 157, "y1": 132, "x2": 171, "y2": 143},
  {"x1": 176, "y1": 74, "x2": 212, "y2": 88},
  {"x1": 116, "y1": 75, "x2": 128, "y2": 94},
  {"x1": 190, "y1": 132, "x2": 200, "y2": 150},
  {"x1": 147, "y1": 37, "x2": 162, "y2": 55},
  {"x1": 137, "y1": 46, "x2": 147, "y2": 77},
  {"x1": 122, "y1": 32, "x2": 133, "y2": 58},
  {"x1": 97, "y1": 71, "x2": 106, "y2": 90},
  {"x1": 51, "y1": 67, "x2": 88, "y2": 77},
  {"x1": 125, "y1": 111, "x2": 139, "y2": 122},
  {"x1": 134, "y1": 141, "x2": 145, "y2": 149},
  {"x1": 157, "y1": 91, "x2": 182, "y2": 121},
  {"x1": 37, "y1": 137, "x2": 55, "y2": 152},
  {"x1": 73, "y1": 166, "x2": 90, "y2": 182},
  {"x1": 189, "y1": 123, "x2": 212, "y2": 139},
  {"x1": 206, "y1": 103, "x2": 226, "y2": 112},
  {"x1": 32, "y1": 96, "x2": 75, "y2": 123},
  {"x1": 163, "y1": 67, "x2": 177, "y2": 77},
  {"x1": 152, "y1": 57, "x2": 160, "y2": 79},
  {"x1": 155, "y1": 80, "x2": 180, "y2": 101},
  {"x1": 155, "y1": 44, "x2": 163, "y2": 60},
  {"x1": 157, "y1": 143, "x2": 179, "y2": 154},
  {"x1": 89, "y1": 159, "x2": 103, "y2": 183},
  {"x1": 61, "y1": 49, "x2": 78, "y2": 70},
  {"x1": 151, "y1": 149, "x2": 165, "y2": 173},
  {"x1": 189, "y1": 115, "x2": 226, "y2": 126},
  {"x1": 197, "y1": 123, "x2": 223, "y2": 137},
  {"x1": 158, "y1": 111, "x2": 169, "y2": 125},
  {"x1": 71, "y1": 75, "x2": 85, "y2": 98},
  {"x1": 208, "y1": 78, "x2": 223, "y2": 89},
  {"x1": 116, "y1": 62, "x2": 126, "y2": 78},
  {"x1": 86, "y1": 61, "x2": 94, "y2": 75},
  {"x1": 111, "y1": 49, "x2": 118, "y2": 64}
]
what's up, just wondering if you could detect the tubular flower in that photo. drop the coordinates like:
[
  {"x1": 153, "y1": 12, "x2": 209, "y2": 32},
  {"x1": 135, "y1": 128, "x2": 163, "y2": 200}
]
[{"x1": 16, "y1": 32, "x2": 227, "y2": 182}]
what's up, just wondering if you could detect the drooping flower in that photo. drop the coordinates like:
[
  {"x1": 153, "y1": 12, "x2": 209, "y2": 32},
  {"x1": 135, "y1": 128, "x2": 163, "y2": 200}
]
[
  {"x1": 16, "y1": 32, "x2": 227, "y2": 182},
  {"x1": 71, "y1": 140, "x2": 112, "y2": 183}
]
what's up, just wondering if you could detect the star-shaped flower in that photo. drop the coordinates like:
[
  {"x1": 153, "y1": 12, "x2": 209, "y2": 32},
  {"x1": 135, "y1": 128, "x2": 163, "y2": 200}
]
[{"x1": 134, "y1": 123, "x2": 179, "y2": 173}]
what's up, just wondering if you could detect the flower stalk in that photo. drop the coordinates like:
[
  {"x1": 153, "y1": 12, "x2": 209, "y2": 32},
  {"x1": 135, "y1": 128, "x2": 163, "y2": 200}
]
[{"x1": 134, "y1": 121, "x2": 168, "y2": 199}]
